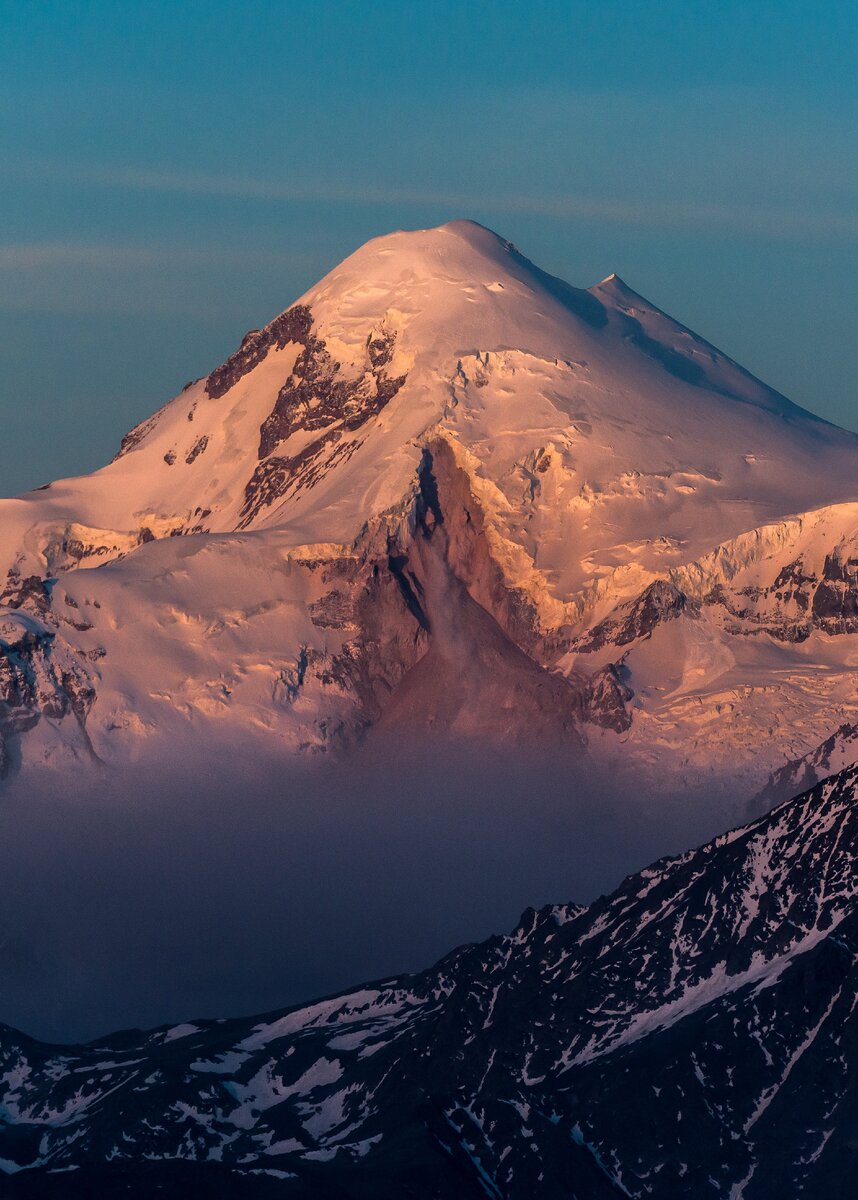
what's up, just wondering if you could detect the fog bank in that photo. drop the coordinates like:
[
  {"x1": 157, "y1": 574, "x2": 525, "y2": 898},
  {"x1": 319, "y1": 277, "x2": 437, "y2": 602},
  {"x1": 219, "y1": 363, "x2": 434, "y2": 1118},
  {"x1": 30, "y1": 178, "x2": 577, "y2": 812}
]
[{"x1": 0, "y1": 740, "x2": 747, "y2": 1043}]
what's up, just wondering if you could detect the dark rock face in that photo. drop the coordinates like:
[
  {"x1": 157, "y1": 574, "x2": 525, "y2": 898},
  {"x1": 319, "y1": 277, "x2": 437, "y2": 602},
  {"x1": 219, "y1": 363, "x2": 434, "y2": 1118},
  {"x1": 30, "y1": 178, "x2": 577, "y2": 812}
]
[
  {"x1": 0, "y1": 615, "x2": 96, "y2": 774},
  {"x1": 0, "y1": 572, "x2": 52, "y2": 616},
  {"x1": 205, "y1": 307, "x2": 314, "y2": 400},
  {"x1": 575, "y1": 580, "x2": 690, "y2": 653},
  {"x1": 579, "y1": 662, "x2": 634, "y2": 732},
  {"x1": 239, "y1": 319, "x2": 407, "y2": 527},
  {"x1": 318, "y1": 567, "x2": 429, "y2": 743},
  {"x1": 114, "y1": 412, "x2": 161, "y2": 459},
  {"x1": 258, "y1": 327, "x2": 405, "y2": 460},
  {"x1": 5, "y1": 766, "x2": 858, "y2": 1197},
  {"x1": 185, "y1": 435, "x2": 209, "y2": 465},
  {"x1": 412, "y1": 440, "x2": 549, "y2": 661},
  {"x1": 699, "y1": 550, "x2": 858, "y2": 642},
  {"x1": 571, "y1": 544, "x2": 858, "y2": 662},
  {"x1": 811, "y1": 549, "x2": 858, "y2": 629},
  {"x1": 0, "y1": 625, "x2": 94, "y2": 721},
  {"x1": 0, "y1": 577, "x2": 98, "y2": 772},
  {"x1": 771, "y1": 557, "x2": 815, "y2": 603},
  {"x1": 361, "y1": 445, "x2": 584, "y2": 746},
  {"x1": 240, "y1": 429, "x2": 363, "y2": 528}
]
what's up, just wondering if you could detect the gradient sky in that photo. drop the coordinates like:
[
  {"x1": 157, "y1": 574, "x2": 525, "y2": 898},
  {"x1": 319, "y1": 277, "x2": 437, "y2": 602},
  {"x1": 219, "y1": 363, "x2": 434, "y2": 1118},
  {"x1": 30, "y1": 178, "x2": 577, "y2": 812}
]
[{"x1": 2, "y1": 1, "x2": 857, "y2": 495}]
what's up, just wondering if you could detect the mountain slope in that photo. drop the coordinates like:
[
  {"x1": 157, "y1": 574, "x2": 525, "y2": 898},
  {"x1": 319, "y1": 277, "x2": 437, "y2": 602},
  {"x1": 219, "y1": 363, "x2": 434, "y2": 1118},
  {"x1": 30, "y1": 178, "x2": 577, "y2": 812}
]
[
  {"x1": 3, "y1": 764, "x2": 858, "y2": 1197},
  {"x1": 1, "y1": 220, "x2": 857, "y2": 787},
  {"x1": 5, "y1": 221, "x2": 851, "y2": 577},
  {"x1": 755, "y1": 720, "x2": 858, "y2": 811}
]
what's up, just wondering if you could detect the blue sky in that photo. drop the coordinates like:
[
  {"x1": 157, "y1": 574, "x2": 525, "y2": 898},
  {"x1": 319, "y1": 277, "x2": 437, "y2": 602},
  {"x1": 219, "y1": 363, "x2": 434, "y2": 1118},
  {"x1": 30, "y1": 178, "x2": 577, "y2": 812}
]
[{"x1": 2, "y1": 1, "x2": 857, "y2": 493}]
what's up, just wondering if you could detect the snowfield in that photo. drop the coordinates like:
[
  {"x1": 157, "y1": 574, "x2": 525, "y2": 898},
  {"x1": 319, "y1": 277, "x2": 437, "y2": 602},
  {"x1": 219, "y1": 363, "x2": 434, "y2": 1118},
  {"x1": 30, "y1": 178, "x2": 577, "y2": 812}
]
[{"x1": 1, "y1": 219, "x2": 857, "y2": 795}]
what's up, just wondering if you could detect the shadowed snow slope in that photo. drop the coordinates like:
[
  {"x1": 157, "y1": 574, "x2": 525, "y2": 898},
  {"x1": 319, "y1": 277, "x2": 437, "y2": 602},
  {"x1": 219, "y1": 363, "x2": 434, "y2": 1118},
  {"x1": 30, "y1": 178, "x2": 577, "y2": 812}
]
[
  {"x1": 4, "y1": 763, "x2": 858, "y2": 1197},
  {"x1": 1, "y1": 220, "x2": 857, "y2": 790}
]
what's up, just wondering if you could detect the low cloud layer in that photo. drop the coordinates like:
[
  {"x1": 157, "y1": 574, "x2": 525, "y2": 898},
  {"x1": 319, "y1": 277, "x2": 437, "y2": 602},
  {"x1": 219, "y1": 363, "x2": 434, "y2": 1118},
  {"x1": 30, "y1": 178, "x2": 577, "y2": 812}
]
[{"x1": 0, "y1": 740, "x2": 747, "y2": 1043}]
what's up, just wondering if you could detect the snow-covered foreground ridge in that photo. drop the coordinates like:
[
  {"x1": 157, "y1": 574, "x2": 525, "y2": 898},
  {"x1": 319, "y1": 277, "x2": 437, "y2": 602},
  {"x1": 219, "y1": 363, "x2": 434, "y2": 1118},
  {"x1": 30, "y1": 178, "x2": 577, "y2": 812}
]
[
  {"x1": 3, "y1": 763, "x2": 858, "y2": 1198},
  {"x1": 1, "y1": 219, "x2": 857, "y2": 784}
]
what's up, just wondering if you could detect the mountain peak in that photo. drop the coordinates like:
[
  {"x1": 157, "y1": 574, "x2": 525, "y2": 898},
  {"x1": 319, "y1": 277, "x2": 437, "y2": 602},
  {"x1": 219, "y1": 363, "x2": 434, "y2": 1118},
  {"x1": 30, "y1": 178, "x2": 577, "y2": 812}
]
[
  {"x1": 2, "y1": 223, "x2": 858, "y2": 786},
  {"x1": 359, "y1": 218, "x2": 514, "y2": 256},
  {"x1": 300, "y1": 217, "x2": 528, "y2": 310},
  {"x1": 589, "y1": 271, "x2": 640, "y2": 300},
  {"x1": 428, "y1": 217, "x2": 513, "y2": 246}
]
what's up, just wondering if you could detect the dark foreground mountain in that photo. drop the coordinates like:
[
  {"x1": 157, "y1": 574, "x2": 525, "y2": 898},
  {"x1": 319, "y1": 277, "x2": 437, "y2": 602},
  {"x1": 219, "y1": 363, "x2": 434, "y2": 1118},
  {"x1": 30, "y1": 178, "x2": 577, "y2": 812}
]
[{"x1": 3, "y1": 764, "x2": 858, "y2": 1198}]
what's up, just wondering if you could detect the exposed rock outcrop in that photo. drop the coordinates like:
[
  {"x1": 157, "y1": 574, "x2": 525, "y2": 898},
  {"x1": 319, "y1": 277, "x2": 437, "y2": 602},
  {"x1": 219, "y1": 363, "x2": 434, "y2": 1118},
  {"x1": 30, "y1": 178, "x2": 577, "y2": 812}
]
[
  {"x1": 579, "y1": 662, "x2": 634, "y2": 733},
  {"x1": 574, "y1": 580, "x2": 691, "y2": 653},
  {"x1": 0, "y1": 609, "x2": 97, "y2": 773},
  {"x1": 205, "y1": 306, "x2": 314, "y2": 400}
]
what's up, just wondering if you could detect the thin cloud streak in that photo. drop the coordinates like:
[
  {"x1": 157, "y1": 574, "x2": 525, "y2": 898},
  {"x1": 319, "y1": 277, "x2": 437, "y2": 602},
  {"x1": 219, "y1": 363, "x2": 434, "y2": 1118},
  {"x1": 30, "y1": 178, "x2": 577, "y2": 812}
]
[
  {"x1": 0, "y1": 242, "x2": 320, "y2": 272},
  {"x1": 13, "y1": 160, "x2": 858, "y2": 241}
]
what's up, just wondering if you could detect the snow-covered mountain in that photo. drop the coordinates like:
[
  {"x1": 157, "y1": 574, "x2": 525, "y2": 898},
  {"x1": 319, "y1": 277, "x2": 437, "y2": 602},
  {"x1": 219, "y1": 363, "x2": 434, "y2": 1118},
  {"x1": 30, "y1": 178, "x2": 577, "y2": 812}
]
[
  {"x1": 2, "y1": 220, "x2": 857, "y2": 789},
  {"x1": 754, "y1": 720, "x2": 858, "y2": 812},
  {"x1": 4, "y1": 762, "x2": 858, "y2": 1197}
]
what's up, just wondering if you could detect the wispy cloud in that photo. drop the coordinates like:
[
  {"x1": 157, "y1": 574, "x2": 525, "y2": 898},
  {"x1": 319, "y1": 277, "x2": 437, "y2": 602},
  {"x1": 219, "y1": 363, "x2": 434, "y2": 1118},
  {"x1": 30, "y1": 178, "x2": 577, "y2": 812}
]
[
  {"x1": 0, "y1": 241, "x2": 318, "y2": 272},
  {"x1": 12, "y1": 160, "x2": 858, "y2": 241},
  {"x1": 0, "y1": 239, "x2": 325, "y2": 319}
]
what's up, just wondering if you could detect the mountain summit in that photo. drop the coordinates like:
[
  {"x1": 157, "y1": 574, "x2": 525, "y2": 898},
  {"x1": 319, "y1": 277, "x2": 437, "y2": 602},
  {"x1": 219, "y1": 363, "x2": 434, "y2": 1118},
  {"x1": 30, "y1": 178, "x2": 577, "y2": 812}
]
[{"x1": 1, "y1": 222, "x2": 857, "y2": 788}]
